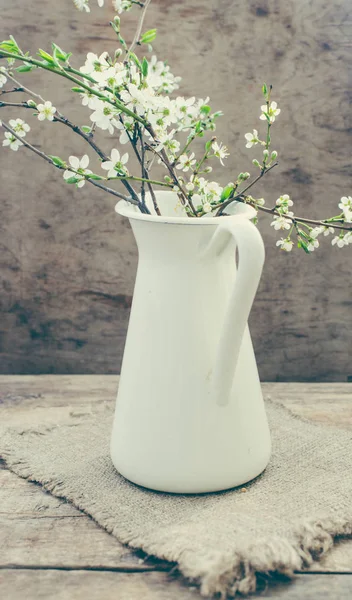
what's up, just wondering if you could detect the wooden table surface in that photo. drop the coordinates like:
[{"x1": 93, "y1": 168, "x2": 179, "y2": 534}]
[{"x1": 0, "y1": 377, "x2": 351, "y2": 599}]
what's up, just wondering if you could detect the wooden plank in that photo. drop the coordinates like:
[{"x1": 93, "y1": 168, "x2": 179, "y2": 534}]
[
  {"x1": 0, "y1": 469, "x2": 166, "y2": 571},
  {"x1": 0, "y1": 0, "x2": 351, "y2": 381},
  {"x1": 0, "y1": 378, "x2": 351, "y2": 577},
  {"x1": 1, "y1": 571, "x2": 352, "y2": 600}
]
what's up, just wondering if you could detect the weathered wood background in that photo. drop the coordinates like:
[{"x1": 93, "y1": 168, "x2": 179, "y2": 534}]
[{"x1": 0, "y1": 0, "x2": 351, "y2": 380}]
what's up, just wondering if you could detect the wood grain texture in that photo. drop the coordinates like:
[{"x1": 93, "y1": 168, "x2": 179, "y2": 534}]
[
  {"x1": 2, "y1": 571, "x2": 352, "y2": 600},
  {"x1": 0, "y1": 377, "x2": 352, "y2": 581},
  {"x1": 0, "y1": 1, "x2": 351, "y2": 381}
]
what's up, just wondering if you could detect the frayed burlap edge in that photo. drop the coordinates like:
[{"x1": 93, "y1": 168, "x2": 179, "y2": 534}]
[{"x1": 1, "y1": 442, "x2": 351, "y2": 599}]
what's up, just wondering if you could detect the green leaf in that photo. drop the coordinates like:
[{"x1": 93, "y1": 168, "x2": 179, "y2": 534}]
[
  {"x1": 38, "y1": 48, "x2": 57, "y2": 65},
  {"x1": 81, "y1": 126, "x2": 92, "y2": 134},
  {"x1": 141, "y1": 57, "x2": 148, "y2": 78},
  {"x1": 220, "y1": 184, "x2": 234, "y2": 201},
  {"x1": 195, "y1": 121, "x2": 204, "y2": 134},
  {"x1": 65, "y1": 176, "x2": 79, "y2": 184},
  {"x1": 51, "y1": 43, "x2": 71, "y2": 62},
  {"x1": 262, "y1": 83, "x2": 268, "y2": 98},
  {"x1": 140, "y1": 29, "x2": 157, "y2": 44},
  {"x1": 71, "y1": 87, "x2": 85, "y2": 93},
  {"x1": 205, "y1": 139, "x2": 213, "y2": 152},
  {"x1": 86, "y1": 174, "x2": 104, "y2": 180},
  {"x1": 48, "y1": 155, "x2": 66, "y2": 167},
  {"x1": 129, "y1": 52, "x2": 142, "y2": 72},
  {"x1": 299, "y1": 240, "x2": 310, "y2": 254},
  {"x1": 0, "y1": 38, "x2": 20, "y2": 53},
  {"x1": 200, "y1": 105, "x2": 211, "y2": 115},
  {"x1": 16, "y1": 64, "x2": 35, "y2": 72}
]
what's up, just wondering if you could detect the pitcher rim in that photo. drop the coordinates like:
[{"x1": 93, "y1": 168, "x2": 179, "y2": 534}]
[{"x1": 115, "y1": 199, "x2": 257, "y2": 225}]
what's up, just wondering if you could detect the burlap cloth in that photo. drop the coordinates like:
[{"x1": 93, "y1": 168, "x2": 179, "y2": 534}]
[{"x1": 1, "y1": 399, "x2": 351, "y2": 597}]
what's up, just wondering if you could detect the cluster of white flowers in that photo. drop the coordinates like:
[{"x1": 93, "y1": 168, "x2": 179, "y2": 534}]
[
  {"x1": 73, "y1": 0, "x2": 130, "y2": 13},
  {"x1": 185, "y1": 177, "x2": 223, "y2": 214},
  {"x1": 270, "y1": 194, "x2": 294, "y2": 231},
  {"x1": 2, "y1": 118, "x2": 30, "y2": 151}
]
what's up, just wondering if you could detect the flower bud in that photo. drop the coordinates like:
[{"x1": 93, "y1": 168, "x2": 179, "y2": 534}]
[
  {"x1": 263, "y1": 149, "x2": 269, "y2": 159},
  {"x1": 204, "y1": 166, "x2": 212, "y2": 173},
  {"x1": 271, "y1": 150, "x2": 278, "y2": 160},
  {"x1": 252, "y1": 159, "x2": 260, "y2": 167},
  {"x1": 27, "y1": 99, "x2": 37, "y2": 108}
]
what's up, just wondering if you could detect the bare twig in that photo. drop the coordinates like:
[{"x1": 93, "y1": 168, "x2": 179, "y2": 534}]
[
  {"x1": 127, "y1": 0, "x2": 152, "y2": 55},
  {"x1": 216, "y1": 162, "x2": 279, "y2": 216}
]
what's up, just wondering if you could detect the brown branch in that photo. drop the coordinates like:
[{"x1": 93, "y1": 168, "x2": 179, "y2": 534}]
[
  {"x1": 0, "y1": 87, "x2": 25, "y2": 96},
  {"x1": 216, "y1": 162, "x2": 279, "y2": 216}
]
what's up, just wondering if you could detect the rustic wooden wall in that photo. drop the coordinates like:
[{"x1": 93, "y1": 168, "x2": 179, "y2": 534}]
[{"x1": 0, "y1": 0, "x2": 351, "y2": 380}]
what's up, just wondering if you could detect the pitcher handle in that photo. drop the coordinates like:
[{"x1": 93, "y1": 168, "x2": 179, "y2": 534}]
[{"x1": 206, "y1": 218, "x2": 265, "y2": 407}]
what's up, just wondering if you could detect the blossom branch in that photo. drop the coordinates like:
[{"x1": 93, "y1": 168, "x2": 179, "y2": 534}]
[
  {"x1": 1, "y1": 121, "x2": 138, "y2": 204},
  {"x1": 0, "y1": 49, "x2": 148, "y2": 125},
  {"x1": 242, "y1": 196, "x2": 352, "y2": 231}
]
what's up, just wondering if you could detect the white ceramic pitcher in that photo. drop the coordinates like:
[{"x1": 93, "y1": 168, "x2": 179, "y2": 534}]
[{"x1": 111, "y1": 191, "x2": 271, "y2": 493}]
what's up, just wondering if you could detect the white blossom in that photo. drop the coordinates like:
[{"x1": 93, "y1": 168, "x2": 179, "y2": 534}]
[
  {"x1": 80, "y1": 89, "x2": 100, "y2": 110},
  {"x1": 147, "y1": 56, "x2": 181, "y2": 94},
  {"x1": 37, "y1": 101, "x2": 56, "y2": 122},
  {"x1": 244, "y1": 129, "x2": 259, "y2": 148},
  {"x1": 8, "y1": 118, "x2": 30, "y2": 137},
  {"x1": 115, "y1": 118, "x2": 134, "y2": 145},
  {"x1": 3, "y1": 131, "x2": 23, "y2": 151},
  {"x1": 331, "y1": 233, "x2": 351, "y2": 248},
  {"x1": 90, "y1": 100, "x2": 119, "y2": 133},
  {"x1": 120, "y1": 83, "x2": 156, "y2": 116},
  {"x1": 80, "y1": 52, "x2": 109, "y2": 76},
  {"x1": 338, "y1": 196, "x2": 352, "y2": 222},
  {"x1": 101, "y1": 148, "x2": 129, "y2": 178},
  {"x1": 212, "y1": 141, "x2": 229, "y2": 165},
  {"x1": 203, "y1": 202, "x2": 213, "y2": 213},
  {"x1": 204, "y1": 180, "x2": 223, "y2": 200},
  {"x1": 276, "y1": 238, "x2": 294, "y2": 252},
  {"x1": 276, "y1": 194, "x2": 293, "y2": 210},
  {"x1": 154, "y1": 129, "x2": 180, "y2": 156},
  {"x1": 176, "y1": 152, "x2": 196, "y2": 172},
  {"x1": 307, "y1": 238, "x2": 319, "y2": 252},
  {"x1": 63, "y1": 155, "x2": 92, "y2": 188},
  {"x1": 73, "y1": 0, "x2": 90, "y2": 11},
  {"x1": 260, "y1": 101, "x2": 281, "y2": 123},
  {"x1": 113, "y1": 0, "x2": 133, "y2": 13},
  {"x1": 270, "y1": 214, "x2": 293, "y2": 230}
]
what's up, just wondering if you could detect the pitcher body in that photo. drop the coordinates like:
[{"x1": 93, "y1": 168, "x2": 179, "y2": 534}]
[{"x1": 111, "y1": 192, "x2": 271, "y2": 493}]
